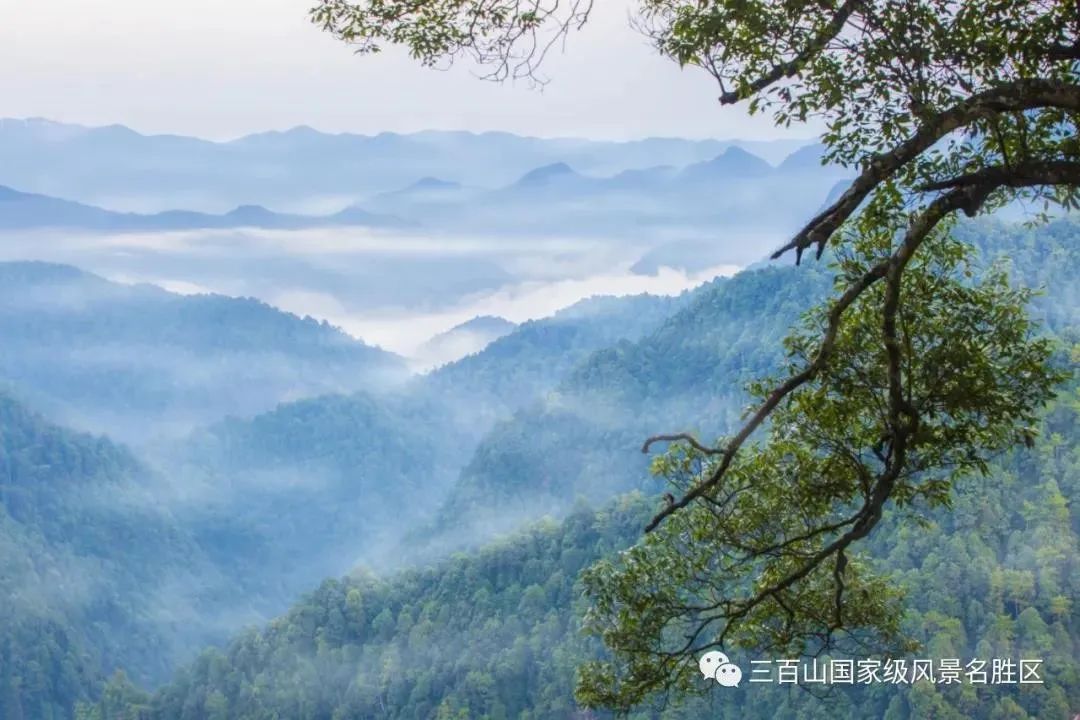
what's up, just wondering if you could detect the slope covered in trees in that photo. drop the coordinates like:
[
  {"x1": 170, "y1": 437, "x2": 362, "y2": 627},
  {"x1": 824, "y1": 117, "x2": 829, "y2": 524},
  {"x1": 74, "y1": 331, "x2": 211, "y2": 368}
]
[
  {"x1": 0, "y1": 262, "x2": 407, "y2": 443},
  {"x1": 429, "y1": 219, "x2": 1080, "y2": 544},
  {"x1": 420, "y1": 293, "x2": 690, "y2": 436},
  {"x1": 79, "y1": 218, "x2": 1080, "y2": 719},
  {"x1": 96, "y1": 379, "x2": 1080, "y2": 719},
  {"x1": 0, "y1": 395, "x2": 221, "y2": 718},
  {"x1": 132, "y1": 291, "x2": 690, "y2": 619}
]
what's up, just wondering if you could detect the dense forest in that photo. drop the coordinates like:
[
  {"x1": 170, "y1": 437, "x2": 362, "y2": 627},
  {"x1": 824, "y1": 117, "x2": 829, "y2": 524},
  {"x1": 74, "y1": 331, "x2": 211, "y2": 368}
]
[
  {"x1": 0, "y1": 394, "x2": 221, "y2": 718},
  {"x1": 1, "y1": 218, "x2": 1078, "y2": 719},
  {"x1": 0, "y1": 262, "x2": 407, "y2": 444},
  {"x1": 79, "y1": 375, "x2": 1080, "y2": 719}
]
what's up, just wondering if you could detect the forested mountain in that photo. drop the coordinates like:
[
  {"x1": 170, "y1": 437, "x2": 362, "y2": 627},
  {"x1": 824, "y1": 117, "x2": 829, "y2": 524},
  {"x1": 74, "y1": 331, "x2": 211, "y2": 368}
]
[
  {"x1": 92, "y1": 377, "x2": 1080, "y2": 719},
  {"x1": 143, "y1": 292, "x2": 690, "y2": 612},
  {"x1": 427, "y1": 264, "x2": 830, "y2": 543},
  {"x1": 0, "y1": 262, "x2": 407, "y2": 443},
  {"x1": 0, "y1": 395, "x2": 222, "y2": 719},
  {"x1": 4, "y1": 219, "x2": 1078, "y2": 720},
  {"x1": 161, "y1": 392, "x2": 467, "y2": 613},
  {"x1": 420, "y1": 293, "x2": 691, "y2": 432},
  {"x1": 431, "y1": 218, "x2": 1080, "y2": 545}
]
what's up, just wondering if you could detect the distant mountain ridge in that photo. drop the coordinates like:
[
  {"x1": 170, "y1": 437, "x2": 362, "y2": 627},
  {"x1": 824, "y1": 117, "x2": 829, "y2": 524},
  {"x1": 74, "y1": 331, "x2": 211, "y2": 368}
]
[
  {"x1": 0, "y1": 184, "x2": 405, "y2": 231},
  {"x1": 413, "y1": 315, "x2": 518, "y2": 370},
  {"x1": 0, "y1": 117, "x2": 816, "y2": 213},
  {"x1": 0, "y1": 261, "x2": 408, "y2": 442}
]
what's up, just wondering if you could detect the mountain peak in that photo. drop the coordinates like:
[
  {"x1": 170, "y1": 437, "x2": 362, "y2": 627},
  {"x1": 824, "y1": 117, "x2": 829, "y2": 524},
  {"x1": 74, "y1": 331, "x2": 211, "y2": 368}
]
[
  {"x1": 225, "y1": 204, "x2": 276, "y2": 219},
  {"x1": 409, "y1": 176, "x2": 461, "y2": 191},
  {"x1": 452, "y1": 315, "x2": 516, "y2": 333},
  {"x1": 515, "y1": 162, "x2": 582, "y2": 186},
  {"x1": 680, "y1": 146, "x2": 772, "y2": 182},
  {"x1": 778, "y1": 143, "x2": 830, "y2": 171}
]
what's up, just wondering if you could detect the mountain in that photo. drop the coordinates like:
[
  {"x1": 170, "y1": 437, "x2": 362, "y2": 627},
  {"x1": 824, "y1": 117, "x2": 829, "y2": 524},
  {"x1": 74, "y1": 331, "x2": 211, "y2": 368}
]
[
  {"x1": 0, "y1": 262, "x2": 408, "y2": 442},
  {"x1": 511, "y1": 162, "x2": 591, "y2": 189},
  {"x1": 413, "y1": 315, "x2": 518, "y2": 369},
  {"x1": 677, "y1": 145, "x2": 774, "y2": 183},
  {"x1": 425, "y1": 216, "x2": 1080, "y2": 549},
  {"x1": 160, "y1": 391, "x2": 468, "y2": 615},
  {"x1": 0, "y1": 118, "x2": 811, "y2": 213},
  {"x1": 428, "y1": 264, "x2": 829, "y2": 543},
  {"x1": 0, "y1": 128, "x2": 846, "y2": 270},
  {"x1": 0, "y1": 184, "x2": 405, "y2": 232},
  {"x1": 368, "y1": 146, "x2": 850, "y2": 265},
  {"x1": 134, "y1": 292, "x2": 689, "y2": 618},
  {"x1": 0, "y1": 394, "x2": 222, "y2": 718},
  {"x1": 0, "y1": 184, "x2": 114, "y2": 229},
  {"x1": 777, "y1": 142, "x2": 833, "y2": 172},
  {"x1": 86, "y1": 218, "x2": 1080, "y2": 719},
  {"x1": 95, "y1": 386, "x2": 1080, "y2": 719},
  {"x1": 419, "y1": 293, "x2": 693, "y2": 435}
]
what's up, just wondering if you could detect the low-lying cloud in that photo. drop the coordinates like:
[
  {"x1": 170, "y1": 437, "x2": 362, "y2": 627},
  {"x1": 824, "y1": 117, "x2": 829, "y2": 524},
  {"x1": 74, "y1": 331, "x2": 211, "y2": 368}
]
[{"x1": 0, "y1": 226, "x2": 745, "y2": 359}]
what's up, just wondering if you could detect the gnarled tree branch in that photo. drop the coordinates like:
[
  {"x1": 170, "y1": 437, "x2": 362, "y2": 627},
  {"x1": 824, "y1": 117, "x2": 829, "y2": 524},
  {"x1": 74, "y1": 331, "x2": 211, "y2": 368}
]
[
  {"x1": 915, "y1": 160, "x2": 1080, "y2": 192},
  {"x1": 646, "y1": 164, "x2": 1074, "y2": 535},
  {"x1": 770, "y1": 78, "x2": 1080, "y2": 263}
]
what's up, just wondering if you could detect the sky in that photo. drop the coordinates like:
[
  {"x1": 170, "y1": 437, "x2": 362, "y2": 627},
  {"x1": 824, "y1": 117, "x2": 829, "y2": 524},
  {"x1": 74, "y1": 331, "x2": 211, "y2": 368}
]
[{"x1": 0, "y1": 0, "x2": 812, "y2": 141}]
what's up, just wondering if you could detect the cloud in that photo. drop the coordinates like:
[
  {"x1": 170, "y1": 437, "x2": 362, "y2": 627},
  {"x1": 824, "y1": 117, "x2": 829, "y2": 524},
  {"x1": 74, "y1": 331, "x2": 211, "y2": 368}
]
[
  {"x1": 299, "y1": 263, "x2": 740, "y2": 358},
  {"x1": 0, "y1": 226, "x2": 743, "y2": 359}
]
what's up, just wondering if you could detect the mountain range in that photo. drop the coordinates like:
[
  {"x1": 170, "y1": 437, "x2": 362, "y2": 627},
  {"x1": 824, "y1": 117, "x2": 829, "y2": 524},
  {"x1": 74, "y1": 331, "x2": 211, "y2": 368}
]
[
  {"x1": 0, "y1": 262, "x2": 408, "y2": 443},
  {"x1": 0, "y1": 118, "x2": 815, "y2": 213},
  {"x1": 3, "y1": 217, "x2": 1076, "y2": 720},
  {"x1": 0, "y1": 184, "x2": 405, "y2": 232},
  {"x1": 0, "y1": 125, "x2": 850, "y2": 270}
]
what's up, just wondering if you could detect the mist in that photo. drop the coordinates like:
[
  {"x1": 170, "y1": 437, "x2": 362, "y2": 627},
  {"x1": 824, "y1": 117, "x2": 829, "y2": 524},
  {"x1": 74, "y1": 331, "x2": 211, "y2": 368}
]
[{"x1": 0, "y1": 225, "x2": 748, "y2": 361}]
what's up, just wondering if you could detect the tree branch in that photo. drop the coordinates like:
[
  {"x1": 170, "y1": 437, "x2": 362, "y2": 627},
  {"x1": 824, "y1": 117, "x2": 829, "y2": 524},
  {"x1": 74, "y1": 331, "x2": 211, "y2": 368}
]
[
  {"x1": 718, "y1": 0, "x2": 864, "y2": 105},
  {"x1": 770, "y1": 78, "x2": 1080, "y2": 263},
  {"x1": 915, "y1": 160, "x2": 1080, "y2": 193},
  {"x1": 641, "y1": 434, "x2": 724, "y2": 455},
  {"x1": 646, "y1": 178, "x2": 1021, "y2": 535}
]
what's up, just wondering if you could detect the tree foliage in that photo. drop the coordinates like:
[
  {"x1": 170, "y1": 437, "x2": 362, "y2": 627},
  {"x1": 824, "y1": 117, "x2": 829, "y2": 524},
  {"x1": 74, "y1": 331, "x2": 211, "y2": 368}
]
[
  {"x1": 311, "y1": 0, "x2": 1080, "y2": 710},
  {"x1": 577, "y1": 230, "x2": 1064, "y2": 710}
]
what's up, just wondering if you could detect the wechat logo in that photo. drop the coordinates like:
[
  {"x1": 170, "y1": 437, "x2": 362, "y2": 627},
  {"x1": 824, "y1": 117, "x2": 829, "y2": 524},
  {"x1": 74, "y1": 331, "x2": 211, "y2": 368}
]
[{"x1": 699, "y1": 651, "x2": 743, "y2": 688}]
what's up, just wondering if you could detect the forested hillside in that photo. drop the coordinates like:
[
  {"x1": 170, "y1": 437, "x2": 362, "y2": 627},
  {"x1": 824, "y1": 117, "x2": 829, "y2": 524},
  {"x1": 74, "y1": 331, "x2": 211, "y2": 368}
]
[
  {"x1": 0, "y1": 262, "x2": 407, "y2": 443},
  {"x1": 163, "y1": 392, "x2": 466, "y2": 611},
  {"x1": 72, "y1": 218, "x2": 1080, "y2": 720},
  {"x1": 420, "y1": 293, "x2": 689, "y2": 434},
  {"x1": 93, "y1": 379, "x2": 1080, "y2": 719},
  {"x1": 0, "y1": 395, "x2": 222, "y2": 719},
  {"x1": 2, "y1": 219, "x2": 1077, "y2": 719},
  {"x1": 428, "y1": 263, "x2": 829, "y2": 542},
  {"x1": 429, "y1": 219, "x2": 1080, "y2": 545},
  {"x1": 140, "y1": 290, "x2": 691, "y2": 614}
]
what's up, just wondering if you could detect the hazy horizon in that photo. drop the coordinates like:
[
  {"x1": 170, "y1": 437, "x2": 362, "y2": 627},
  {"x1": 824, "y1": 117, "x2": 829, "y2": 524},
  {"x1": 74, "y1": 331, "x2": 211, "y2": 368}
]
[
  {"x1": 0, "y1": 115, "x2": 817, "y2": 149},
  {"x1": 0, "y1": 0, "x2": 823, "y2": 142}
]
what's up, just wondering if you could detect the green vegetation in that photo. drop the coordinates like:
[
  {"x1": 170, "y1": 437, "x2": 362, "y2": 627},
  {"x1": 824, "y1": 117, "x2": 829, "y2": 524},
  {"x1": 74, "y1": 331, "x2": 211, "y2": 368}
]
[
  {"x1": 2, "y1": 211, "x2": 1077, "y2": 720},
  {"x1": 578, "y1": 229, "x2": 1063, "y2": 709},
  {"x1": 312, "y1": 0, "x2": 1080, "y2": 708},
  {"x1": 0, "y1": 395, "x2": 212, "y2": 718},
  {"x1": 85, "y1": 377, "x2": 1079, "y2": 719},
  {"x1": 70, "y1": 219, "x2": 1080, "y2": 719}
]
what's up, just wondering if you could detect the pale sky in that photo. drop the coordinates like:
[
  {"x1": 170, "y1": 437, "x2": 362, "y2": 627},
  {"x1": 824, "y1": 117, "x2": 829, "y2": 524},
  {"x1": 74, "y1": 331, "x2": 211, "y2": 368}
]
[{"x1": 0, "y1": 0, "x2": 812, "y2": 141}]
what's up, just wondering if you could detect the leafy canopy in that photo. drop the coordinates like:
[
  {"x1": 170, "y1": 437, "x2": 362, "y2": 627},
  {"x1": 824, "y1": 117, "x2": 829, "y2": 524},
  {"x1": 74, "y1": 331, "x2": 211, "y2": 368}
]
[
  {"x1": 577, "y1": 228, "x2": 1064, "y2": 710},
  {"x1": 310, "y1": 0, "x2": 1079, "y2": 711}
]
